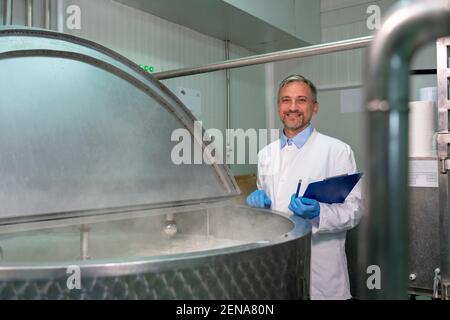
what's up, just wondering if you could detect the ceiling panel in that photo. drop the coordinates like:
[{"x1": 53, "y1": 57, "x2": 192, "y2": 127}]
[{"x1": 114, "y1": 0, "x2": 310, "y2": 53}]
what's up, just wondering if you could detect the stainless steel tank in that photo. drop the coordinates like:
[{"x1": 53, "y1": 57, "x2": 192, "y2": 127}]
[
  {"x1": 0, "y1": 28, "x2": 310, "y2": 300},
  {"x1": 0, "y1": 204, "x2": 310, "y2": 299}
]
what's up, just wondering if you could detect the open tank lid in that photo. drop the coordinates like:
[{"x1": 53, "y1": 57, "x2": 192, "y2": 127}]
[{"x1": 0, "y1": 28, "x2": 240, "y2": 225}]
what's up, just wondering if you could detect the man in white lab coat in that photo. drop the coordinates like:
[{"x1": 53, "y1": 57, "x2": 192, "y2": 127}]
[{"x1": 246, "y1": 74, "x2": 362, "y2": 300}]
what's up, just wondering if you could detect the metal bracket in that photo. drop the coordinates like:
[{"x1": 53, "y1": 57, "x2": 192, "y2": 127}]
[
  {"x1": 436, "y1": 132, "x2": 450, "y2": 173},
  {"x1": 437, "y1": 132, "x2": 450, "y2": 145},
  {"x1": 441, "y1": 159, "x2": 450, "y2": 174},
  {"x1": 442, "y1": 281, "x2": 450, "y2": 300},
  {"x1": 433, "y1": 268, "x2": 441, "y2": 299}
]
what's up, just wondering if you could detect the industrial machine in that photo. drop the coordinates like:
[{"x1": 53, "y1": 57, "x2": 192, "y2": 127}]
[
  {"x1": 0, "y1": 28, "x2": 310, "y2": 299},
  {"x1": 363, "y1": 0, "x2": 450, "y2": 299}
]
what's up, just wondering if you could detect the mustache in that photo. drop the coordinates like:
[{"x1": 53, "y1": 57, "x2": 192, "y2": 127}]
[{"x1": 284, "y1": 110, "x2": 303, "y2": 116}]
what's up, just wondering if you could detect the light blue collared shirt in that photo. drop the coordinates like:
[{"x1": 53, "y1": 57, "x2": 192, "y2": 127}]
[{"x1": 280, "y1": 125, "x2": 313, "y2": 149}]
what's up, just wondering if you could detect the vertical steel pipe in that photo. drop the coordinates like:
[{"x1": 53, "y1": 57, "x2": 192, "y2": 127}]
[
  {"x1": 3, "y1": 0, "x2": 12, "y2": 25},
  {"x1": 436, "y1": 38, "x2": 450, "y2": 299},
  {"x1": 365, "y1": 0, "x2": 450, "y2": 299},
  {"x1": 225, "y1": 40, "x2": 231, "y2": 167},
  {"x1": 44, "y1": 0, "x2": 51, "y2": 29},
  {"x1": 79, "y1": 224, "x2": 90, "y2": 260},
  {"x1": 56, "y1": 0, "x2": 64, "y2": 32},
  {"x1": 26, "y1": 0, "x2": 33, "y2": 27}
]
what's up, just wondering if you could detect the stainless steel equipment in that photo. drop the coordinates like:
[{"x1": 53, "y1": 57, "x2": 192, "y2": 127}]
[
  {"x1": 0, "y1": 204, "x2": 310, "y2": 299},
  {"x1": 364, "y1": 0, "x2": 450, "y2": 299},
  {"x1": 0, "y1": 28, "x2": 310, "y2": 300},
  {"x1": 5, "y1": 0, "x2": 450, "y2": 300},
  {"x1": 407, "y1": 180, "x2": 440, "y2": 297}
]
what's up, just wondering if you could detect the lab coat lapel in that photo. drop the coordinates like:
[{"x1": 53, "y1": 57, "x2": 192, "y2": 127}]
[
  {"x1": 273, "y1": 130, "x2": 319, "y2": 207},
  {"x1": 275, "y1": 145, "x2": 300, "y2": 205},
  {"x1": 271, "y1": 141, "x2": 282, "y2": 207}
]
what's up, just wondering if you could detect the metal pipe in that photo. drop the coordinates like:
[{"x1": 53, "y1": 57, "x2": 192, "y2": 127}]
[
  {"x1": 365, "y1": 0, "x2": 450, "y2": 299},
  {"x1": 163, "y1": 213, "x2": 177, "y2": 237},
  {"x1": 433, "y1": 268, "x2": 441, "y2": 299},
  {"x1": 56, "y1": 0, "x2": 64, "y2": 32},
  {"x1": 3, "y1": 0, "x2": 12, "y2": 25},
  {"x1": 154, "y1": 36, "x2": 373, "y2": 80},
  {"x1": 44, "y1": 0, "x2": 51, "y2": 30},
  {"x1": 79, "y1": 224, "x2": 90, "y2": 260},
  {"x1": 436, "y1": 39, "x2": 450, "y2": 300},
  {"x1": 225, "y1": 40, "x2": 231, "y2": 167},
  {"x1": 26, "y1": 0, "x2": 33, "y2": 27}
]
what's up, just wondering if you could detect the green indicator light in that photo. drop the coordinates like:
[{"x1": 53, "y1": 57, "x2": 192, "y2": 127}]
[{"x1": 139, "y1": 64, "x2": 156, "y2": 73}]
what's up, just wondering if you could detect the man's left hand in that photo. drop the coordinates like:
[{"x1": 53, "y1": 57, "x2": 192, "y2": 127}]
[{"x1": 288, "y1": 194, "x2": 320, "y2": 219}]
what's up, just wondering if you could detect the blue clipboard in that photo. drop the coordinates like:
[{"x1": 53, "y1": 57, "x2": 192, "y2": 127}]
[{"x1": 303, "y1": 172, "x2": 363, "y2": 204}]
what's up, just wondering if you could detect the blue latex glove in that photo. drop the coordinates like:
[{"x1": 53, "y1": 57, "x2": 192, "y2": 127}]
[
  {"x1": 288, "y1": 194, "x2": 320, "y2": 219},
  {"x1": 246, "y1": 190, "x2": 272, "y2": 208}
]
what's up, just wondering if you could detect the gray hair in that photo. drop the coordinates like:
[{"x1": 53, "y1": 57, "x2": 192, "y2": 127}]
[{"x1": 277, "y1": 74, "x2": 318, "y2": 103}]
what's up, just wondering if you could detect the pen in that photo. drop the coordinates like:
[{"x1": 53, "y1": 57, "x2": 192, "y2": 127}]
[{"x1": 295, "y1": 179, "x2": 302, "y2": 198}]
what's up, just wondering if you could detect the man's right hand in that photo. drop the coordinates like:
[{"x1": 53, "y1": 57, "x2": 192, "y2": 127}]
[{"x1": 246, "y1": 190, "x2": 272, "y2": 208}]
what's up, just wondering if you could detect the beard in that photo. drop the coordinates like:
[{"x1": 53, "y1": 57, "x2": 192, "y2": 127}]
[{"x1": 281, "y1": 111, "x2": 307, "y2": 132}]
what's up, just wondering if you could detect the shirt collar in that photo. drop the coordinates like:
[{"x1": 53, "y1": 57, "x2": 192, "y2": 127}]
[{"x1": 280, "y1": 125, "x2": 313, "y2": 149}]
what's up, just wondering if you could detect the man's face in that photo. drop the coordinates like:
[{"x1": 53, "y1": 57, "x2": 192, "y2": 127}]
[{"x1": 278, "y1": 81, "x2": 319, "y2": 134}]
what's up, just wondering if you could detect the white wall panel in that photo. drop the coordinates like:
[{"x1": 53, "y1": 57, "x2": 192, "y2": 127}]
[
  {"x1": 275, "y1": 0, "x2": 399, "y2": 91},
  {"x1": 321, "y1": 0, "x2": 375, "y2": 12},
  {"x1": 271, "y1": 0, "x2": 397, "y2": 172},
  {"x1": 228, "y1": 43, "x2": 266, "y2": 175},
  {"x1": 272, "y1": 0, "x2": 437, "y2": 173}
]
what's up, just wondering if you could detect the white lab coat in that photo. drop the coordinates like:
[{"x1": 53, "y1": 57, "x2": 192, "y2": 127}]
[{"x1": 257, "y1": 129, "x2": 362, "y2": 300}]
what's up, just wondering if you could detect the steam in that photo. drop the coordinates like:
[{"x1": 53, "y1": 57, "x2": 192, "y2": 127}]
[{"x1": 0, "y1": 205, "x2": 293, "y2": 264}]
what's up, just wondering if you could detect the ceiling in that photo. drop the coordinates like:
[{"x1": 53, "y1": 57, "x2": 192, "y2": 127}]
[{"x1": 114, "y1": 0, "x2": 310, "y2": 54}]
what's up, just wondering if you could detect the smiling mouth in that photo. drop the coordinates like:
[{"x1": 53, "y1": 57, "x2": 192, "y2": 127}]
[{"x1": 286, "y1": 112, "x2": 302, "y2": 118}]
